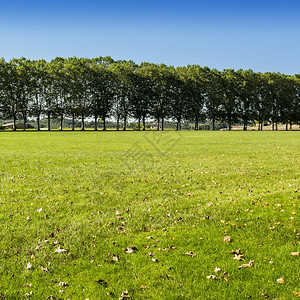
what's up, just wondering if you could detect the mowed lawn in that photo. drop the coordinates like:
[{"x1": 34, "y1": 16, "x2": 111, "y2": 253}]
[{"x1": 0, "y1": 131, "x2": 299, "y2": 299}]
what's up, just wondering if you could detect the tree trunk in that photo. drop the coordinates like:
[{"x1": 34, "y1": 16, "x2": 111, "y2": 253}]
[
  {"x1": 161, "y1": 117, "x2": 164, "y2": 131},
  {"x1": 123, "y1": 115, "x2": 127, "y2": 131},
  {"x1": 81, "y1": 114, "x2": 85, "y2": 131},
  {"x1": 276, "y1": 122, "x2": 278, "y2": 131},
  {"x1": 37, "y1": 113, "x2": 40, "y2": 131},
  {"x1": 94, "y1": 115, "x2": 98, "y2": 131},
  {"x1": 243, "y1": 119, "x2": 247, "y2": 131},
  {"x1": 117, "y1": 115, "x2": 120, "y2": 131},
  {"x1": 290, "y1": 121, "x2": 293, "y2": 131},
  {"x1": 48, "y1": 112, "x2": 51, "y2": 131},
  {"x1": 137, "y1": 117, "x2": 141, "y2": 131},
  {"x1": 60, "y1": 115, "x2": 63, "y2": 131},
  {"x1": 286, "y1": 122, "x2": 288, "y2": 131},
  {"x1": 23, "y1": 115, "x2": 27, "y2": 131},
  {"x1": 212, "y1": 117, "x2": 215, "y2": 131},
  {"x1": 103, "y1": 115, "x2": 106, "y2": 131},
  {"x1": 13, "y1": 114, "x2": 17, "y2": 131},
  {"x1": 72, "y1": 113, "x2": 75, "y2": 131},
  {"x1": 157, "y1": 117, "x2": 160, "y2": 131},
  {"x1": 228, "y1": 119, "x2": 232, "y2": 131},
  {"x1": 142, "y1": 115, "x2": 146, "y2": 131},
  {"x1": 272, "y1": 122, "x2": 274, "y2": 131},
  {"x1": 194, "y1": 116, "x2": 199, "y2": 130}
]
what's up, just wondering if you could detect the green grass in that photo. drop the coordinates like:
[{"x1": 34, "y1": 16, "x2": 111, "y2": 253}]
[{"x1": 0, "y1": 131, "x2": 299, "y2": 299}]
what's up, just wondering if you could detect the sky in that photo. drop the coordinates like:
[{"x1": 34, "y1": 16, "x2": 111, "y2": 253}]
[{"x1": 0, "y1": 0, "x2": 300, "y2": 74}]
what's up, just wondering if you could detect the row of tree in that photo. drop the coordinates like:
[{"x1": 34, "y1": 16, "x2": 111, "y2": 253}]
[{"x1": 0, "y1": 56, "x2": 299, "y2": 131}]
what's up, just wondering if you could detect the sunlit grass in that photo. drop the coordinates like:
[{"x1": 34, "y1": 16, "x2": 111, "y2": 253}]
[{"x1": 0, "y1": 131, "x2": 299, "y2": 299}]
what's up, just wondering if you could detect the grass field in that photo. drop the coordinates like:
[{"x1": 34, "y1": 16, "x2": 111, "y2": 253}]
[{"x1": 0, "y1": 131, "x2": 299, "y2": 299}]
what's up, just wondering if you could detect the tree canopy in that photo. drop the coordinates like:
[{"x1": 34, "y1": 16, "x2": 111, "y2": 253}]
[{"x1": 0, "y1": 56, "x2": 299, "y2": 130}]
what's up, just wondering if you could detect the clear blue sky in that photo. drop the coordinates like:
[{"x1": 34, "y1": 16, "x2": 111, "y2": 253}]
[{"x1": 1, "y1": 0, "x2": 299, "y2": 74}]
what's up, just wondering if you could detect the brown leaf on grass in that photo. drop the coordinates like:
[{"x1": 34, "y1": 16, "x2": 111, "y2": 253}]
[
  {"x1": 290, "y1": 252, "x2": 299, "y2": 256},
  {"x1": 264, "y1": 257, "x2": 274, "y2": 264},
  {"x1": 223, "y1": 236, "x2": 232, "y2": 243},
  {"x1": 206, "y1": 275, "x2": 219, "y2": 280},
  {"x1": 96, "y1": 279, "x2": 108, "y2": 287},
  {"x1": 125, "y1": 246, "x2": 137, "y2": 254},
  {"x1": 25, "y1": 291, "x2": 32, "y2": 297},
  {"x1": 230, "y1": 249, "x2": 243, "y2": 255},
  {"x1": 146, "y1": 252, "x2": 154, "y2": 256},
  {"x1": 113, "y1": 255, "x2": 119, "y2": 262},
  {"x1": 261, "y1": 292, "x2": 270, "y2": 298},
  {"x1": 119, "y1": 290, "x2": 130, "y2": 299},
  {"x1": 233, "y1": 254, "x2": 245, "y2": 261},
  {"x1": 37, "y1": 208, "x2": 42, "y2": 213},
  {"x1": 26, "y1": 216, "x2": 31, "y2": 221},
  {"x1": 293, "y1": 291, "x2": 300, "y2": 297},
  {"x1": 152, "y1": 258, "x2": 158, "y2": 262},
  {"x1": 276, "y1": 277, "x2": 284, "y2": 284},
  {"x1": 238, "y1": 260, "x2": 254, "y2": 269},
  {"x1": 214, "y1": 267, "x2": 221, "y2": 273},
  {"x1": 58, "y1": 282, "x2": 68, "y2": 287},
  {"x1": 140, "y1": 285, "x2": 147, "y2": 290},
  {"x1": 41, "y1": 266, "x2": 48, "y2": 272},
  {"x1": 54, "y1": 247, "x2": 67, "y2": 253},
  {"x1": 183, "y1": 251, "x2": 196, "y2": 257},
  {"x1": 26, "y1": 263, "x2": 32, "y2": 270},
  {"x1": 116, "y1": 211, "x2": 121, "y2": 216}
]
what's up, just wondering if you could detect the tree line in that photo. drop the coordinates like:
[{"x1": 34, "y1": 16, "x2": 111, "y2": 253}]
[{"x1": 0, "y1": 56, "x2": 299, "y2": 131}]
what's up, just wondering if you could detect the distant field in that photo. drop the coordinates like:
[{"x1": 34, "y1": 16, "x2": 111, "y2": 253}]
[{"x1": 0, "y1": 131, "x2": 299, "y2": 299}]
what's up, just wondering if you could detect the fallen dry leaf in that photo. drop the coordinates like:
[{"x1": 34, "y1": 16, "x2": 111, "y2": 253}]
[
  {"x1": 119, "y1": 290, "x2": 130, "y2": 299},
  {"x1": 113, "y1": 255, "x2": 119, "y2": 262},
  {"x1": 206, "y1": 275, "x2": 219, "y2": 280},
  {"x1": 276, "y1": 277, "x2": 284, "y2": 284},
  {"x1": 230, "y1": 249, "x2": 243, "y2": 255},
  {"x1": 261, "y1": 292, "x2": 270, "y2": 298},
  {"x1": 233, "y1": 254, "x2": 245, "y2": 261},
  {"x1": 293, "y1": 291, "x2": 300, "y2": 297},
  {"x1": 183, "y1": 251, "x2": 196, "y2": 257},
  {"x1": 54, "y1": 247, "x2": 67, "y2": 253},
  {"x1": 25, "y1": 291, "x2": 32, "y2": 297},
  {"x1": 37, "y1": 208, "x2": 42, "y2": 213},
  {"x1": 238, "y1": 260, "x2": 254, "y2": 269},
  {"x1": 214, "y1": 267, "x2": 221, "y2": 273},
  {"x1": 125, "y1": 246, "x2": 137, "y2": 254},
  {"x1": 58, "y1": 282, "x2": 68, "y2": 287},
  {"x1": 26, "y1": 263, "x2": 32, "y2": 270},
  {"x1": 41, "y1": 266, "x2": 48, "y2": 272},
  {"x1": 290, "y1": 252, "x2": 299, "y2": 256},
  {"x1": 223, "y1": 236, "x2": 232, "y2": 243},
  {"x1": 140, "y1": 285, "x2": 147, "y2": 290},
  {"x1": 26, "y1": 216, "x2": 31, "y2": 221},
  {"x1": 152, "y1": 258, "x2": 158, "y2": 262}
]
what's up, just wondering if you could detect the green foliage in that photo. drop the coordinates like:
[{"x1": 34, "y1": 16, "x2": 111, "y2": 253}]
[
  {"x1": 0, "y1": 131, "x2": 299, "y2": 299},
  {"x1": 0, "y1": 57, "x2": 299, "y2": 131}
]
